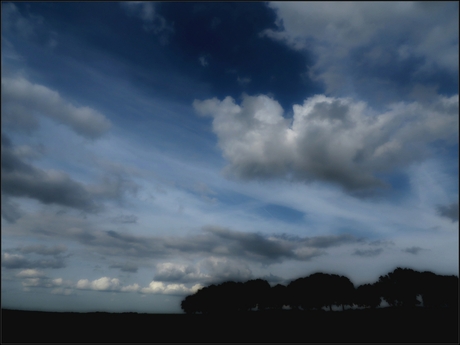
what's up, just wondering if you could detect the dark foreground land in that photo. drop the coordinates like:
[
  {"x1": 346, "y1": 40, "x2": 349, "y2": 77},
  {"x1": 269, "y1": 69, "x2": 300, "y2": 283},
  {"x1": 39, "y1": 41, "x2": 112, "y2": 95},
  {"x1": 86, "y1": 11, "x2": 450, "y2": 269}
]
[{"x1": 2, "y1": 307, "x2": 458, "y2": 343}]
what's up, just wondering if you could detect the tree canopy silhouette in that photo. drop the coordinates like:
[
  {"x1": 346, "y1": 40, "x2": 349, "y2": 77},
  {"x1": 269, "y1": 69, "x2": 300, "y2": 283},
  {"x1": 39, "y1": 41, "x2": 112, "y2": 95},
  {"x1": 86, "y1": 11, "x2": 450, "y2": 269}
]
[{"x1": 180, "y1": 268, "x2": 458, "y2": 314}]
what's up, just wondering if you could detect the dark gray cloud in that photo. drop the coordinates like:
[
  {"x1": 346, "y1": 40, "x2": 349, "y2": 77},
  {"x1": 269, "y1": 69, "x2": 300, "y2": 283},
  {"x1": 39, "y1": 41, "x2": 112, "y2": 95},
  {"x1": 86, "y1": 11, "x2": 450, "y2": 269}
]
[
  {"x1": 2, "y1": 253, "x2": 66, "y2": 269},
  {"x1": 16, "y1": 214, "x2": 360, "y2": 265},
  {"x1": 368, "y1": 239, "x2": 395, "y2": 247},
  {"x1": 17, "y1": 244, "x2": 67, "y2": 256},
  {"x1": 194, "y1": 93, "x2": 458, "y2": 194},
  {"x1": 352, "y1": 248, "x2": 383, "y2": 257},
  {"x1": 301, "y1": 234, "x2": 364, "y2": 248},
  {"x1": 1, "y1": 195, "x2": 23, "y2": 223},
  {"x1": 1, "y1": 134, "x2": 100, "y2": 212},
  {"x1": 436, "y1": 202, "x2": 459, "y2": 222},
  {"x1": 112, "y1": 214, "x2": 138, "y2": 224},
  {"x1": 2, "y1": 76, "x2": 111, "y2": 139},
  {"x1": 402, "y1": 246, "x2": 426, "y2": 255},
  {"x1": 2, "y1": 243, "x2": 68, "y2": 269},
  {"x1": 5, "y1": 207, "x2": 371, "y2": 268},
  {"x1": 1, "y1": 133, "x2": 138, "y2": 214},
  {"x1": 109, "y1": 262, "x2": 139, "y2": 273}
]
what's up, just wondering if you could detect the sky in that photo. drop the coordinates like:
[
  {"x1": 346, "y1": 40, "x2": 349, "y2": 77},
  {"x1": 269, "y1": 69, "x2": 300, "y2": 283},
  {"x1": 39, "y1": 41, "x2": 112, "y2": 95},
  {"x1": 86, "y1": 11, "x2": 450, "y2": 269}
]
[{"x1": 1, "y1": 2, "x2": 458, "y2": 314}]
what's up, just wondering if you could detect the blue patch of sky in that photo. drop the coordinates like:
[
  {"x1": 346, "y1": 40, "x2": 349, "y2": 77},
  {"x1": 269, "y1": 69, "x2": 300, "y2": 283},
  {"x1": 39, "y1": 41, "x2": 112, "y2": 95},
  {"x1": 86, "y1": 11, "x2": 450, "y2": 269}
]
[
  {"x1": 374, "y1": 169, "x2": 412, "y2": 201},
  {"x1": 159, "y1": 2, "x2": 323, "y2": 110}
]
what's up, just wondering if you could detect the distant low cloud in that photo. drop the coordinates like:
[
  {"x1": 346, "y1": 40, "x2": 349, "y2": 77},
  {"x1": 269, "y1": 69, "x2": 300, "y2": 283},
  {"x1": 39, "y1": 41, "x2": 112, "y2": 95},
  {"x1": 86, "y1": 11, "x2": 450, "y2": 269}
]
[
  {"x1": 193, "y1": 93, "x2": 458, "y2": 195},
  {"x1": 112, "y1": 215, "x2": 138, "y2": 224},
  {"x1": 15, "y1": 270, "x2": 72, "y2": 290},
  {"x1": 76, "y1": 277, "x2": 123, "y2": 291},
  {"x1": 436, "y1": 202, "x2": 459, "y2": 223},
  {"x1": 1, "y1": 76, "x2": 111, "y2": 139},
  {"x1": 402, "y1": 246, "x2": 426, "y2": 255},
  {"x1": 140, "y1": 281, "x2": 201, "y2": 295},
  {"x1": 352, "y1": 248, "x2": 383, "y2": 257},
  {"x1": 2, "y1": 253, "x2": 66, "y2": 270},
  {"x1": 110, "y1": 262, "x2": 139, "y2": 273},
  {"x1": 17, "y1": 244, "x2": 67, "y2": 256}
]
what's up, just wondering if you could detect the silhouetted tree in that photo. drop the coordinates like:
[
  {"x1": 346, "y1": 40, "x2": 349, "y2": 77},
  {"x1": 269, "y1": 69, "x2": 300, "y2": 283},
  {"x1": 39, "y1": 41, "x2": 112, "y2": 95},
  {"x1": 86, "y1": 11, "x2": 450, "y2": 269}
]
[
  {"x1": 266, "y1": 284, "x2": 287, "y2": 310},
  {"x1": 181, "y1": 268, "x2": 458, "y2": 314},
  {"x1": 354, "y1": 283, "x2": 381, "y2": 309},
  {"x1": 419, "y1": 272, "x2": 458, "y2": 308},
  {"x1": 332, "y1": 275, "x2": 355, "y2": 311},
  {"x1": 242, "y1": 279, "x2": 271, "y2": 311},
  {"x1": 288, "y1": 273, "x2": 339, "y2": 311},
  {"x1": 377, "y1": 268, "x2": 421, "y2": 308}
]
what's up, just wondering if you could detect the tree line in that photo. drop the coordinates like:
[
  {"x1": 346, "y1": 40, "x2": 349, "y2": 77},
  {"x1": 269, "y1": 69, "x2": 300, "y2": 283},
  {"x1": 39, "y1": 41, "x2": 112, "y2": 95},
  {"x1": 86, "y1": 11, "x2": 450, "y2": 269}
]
[{"x1": 181, "y1": 268, "x2": 458, "y2": 314}]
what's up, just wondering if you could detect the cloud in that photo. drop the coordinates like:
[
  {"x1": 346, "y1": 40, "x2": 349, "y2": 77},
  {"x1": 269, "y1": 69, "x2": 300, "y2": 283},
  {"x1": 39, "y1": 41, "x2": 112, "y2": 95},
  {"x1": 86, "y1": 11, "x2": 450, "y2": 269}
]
[
  {"x1": 1, "y1": 76, "x2": 111, "y2": 139},
  {"x1": 300, "y1": 234, "x2": 363, "y2": 248},
  {"x1": 112, "y1": 215, "x2": 138, "y2": 224},
  {"x1": 237, "y1": 76, "x2": 251, "y2": 85},
  {"x1": 261, "y1": 2, "x2": 458, "y2": 101},
  {"x1": 368, "y1": 240, "x2": 395, "y2": 247},
  {"x1": 199, "y1": 56, "x2": 209, "y2": 67},
  {"x1": 86, "y1": 174, "x2": 139, "y2": 201},
  {"x1": 16, "y1": 269, "x2": 46, "y2": 278},
  {"x1": 154, "y1": 262, "x2": 209, "y2": 282},
  {"x1": 2, "y1": 253, "x2": 66, "y2": 270},
  {"x1": 140, "y1": 281, "x2": 199, "y2": 295},
  {"x1": 1, "y1": 134, "x2": 137, "y2": 213},
  {"x1": 1, "y1": 195, "x2": 23, "y2": 223},
  {"x1": 193, "y1": 93, "x2": 458, "y2": 194},
  {"x1": 16, "y1": 269, "x2": 71, "y2": 288},
  {"x1": 436, "y1": 202, "x2": 459, "y2": 223},
  {"x1": 199, "y1": 256, "x2": 253, "y2": 283},
  {"x1": 1, "y1": 3, "x2": 42, "y2": 39},
  {"x1": 121, "y1": 283, "x2": 141, "y2": 293},
  {"x1": 76, "y1": 277, "x2": 122, "y2": 291},
  {"x1": 190, "y1": 182, "x2": 218, "y2": 204},
  {"x1": 119, "y1": 2, "x2": 174, "y2": 43},
  {"x1": 402, "y1": 246, "x2": 426, "y2": 255},
  {"x1": 3, "y1": 254, "x2": 32, "y2": 270},
  {"x1": 6, "y1": 207, "x2": 365, "y2": 270},
  {"x1": 51, "y1": 288, "x2": 74, "y2": 295},
  {"x1": 1, "y1": 141, "x2": 99, "y2": 211},
  {"x1": 352, "y1": 248, "x2": 383, "y2": 257},
  {"x1": 110, "y1": 262, "x2": 139, "y2": 273},
  {"x1": 17, "y1": 244, "x2": 67, "y2": 256}
]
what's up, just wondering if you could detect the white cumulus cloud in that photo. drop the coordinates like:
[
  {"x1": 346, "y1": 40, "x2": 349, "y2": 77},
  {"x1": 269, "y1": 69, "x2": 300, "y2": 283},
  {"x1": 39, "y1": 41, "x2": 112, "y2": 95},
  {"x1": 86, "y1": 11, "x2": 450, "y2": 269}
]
[
  {"x1": 194, "y1": 93, "x2": 458, "y2": 193},
  {"x1": 140, "y1": 281, "x2": 196, "y2": 295}
]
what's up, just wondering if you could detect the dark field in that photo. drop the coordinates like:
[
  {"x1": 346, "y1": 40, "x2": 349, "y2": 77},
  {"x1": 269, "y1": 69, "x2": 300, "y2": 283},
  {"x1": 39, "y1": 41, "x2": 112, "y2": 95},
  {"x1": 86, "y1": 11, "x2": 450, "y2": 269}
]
[{"x1": 2, "y1": 307, "x2": 458, "y2": 343}]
